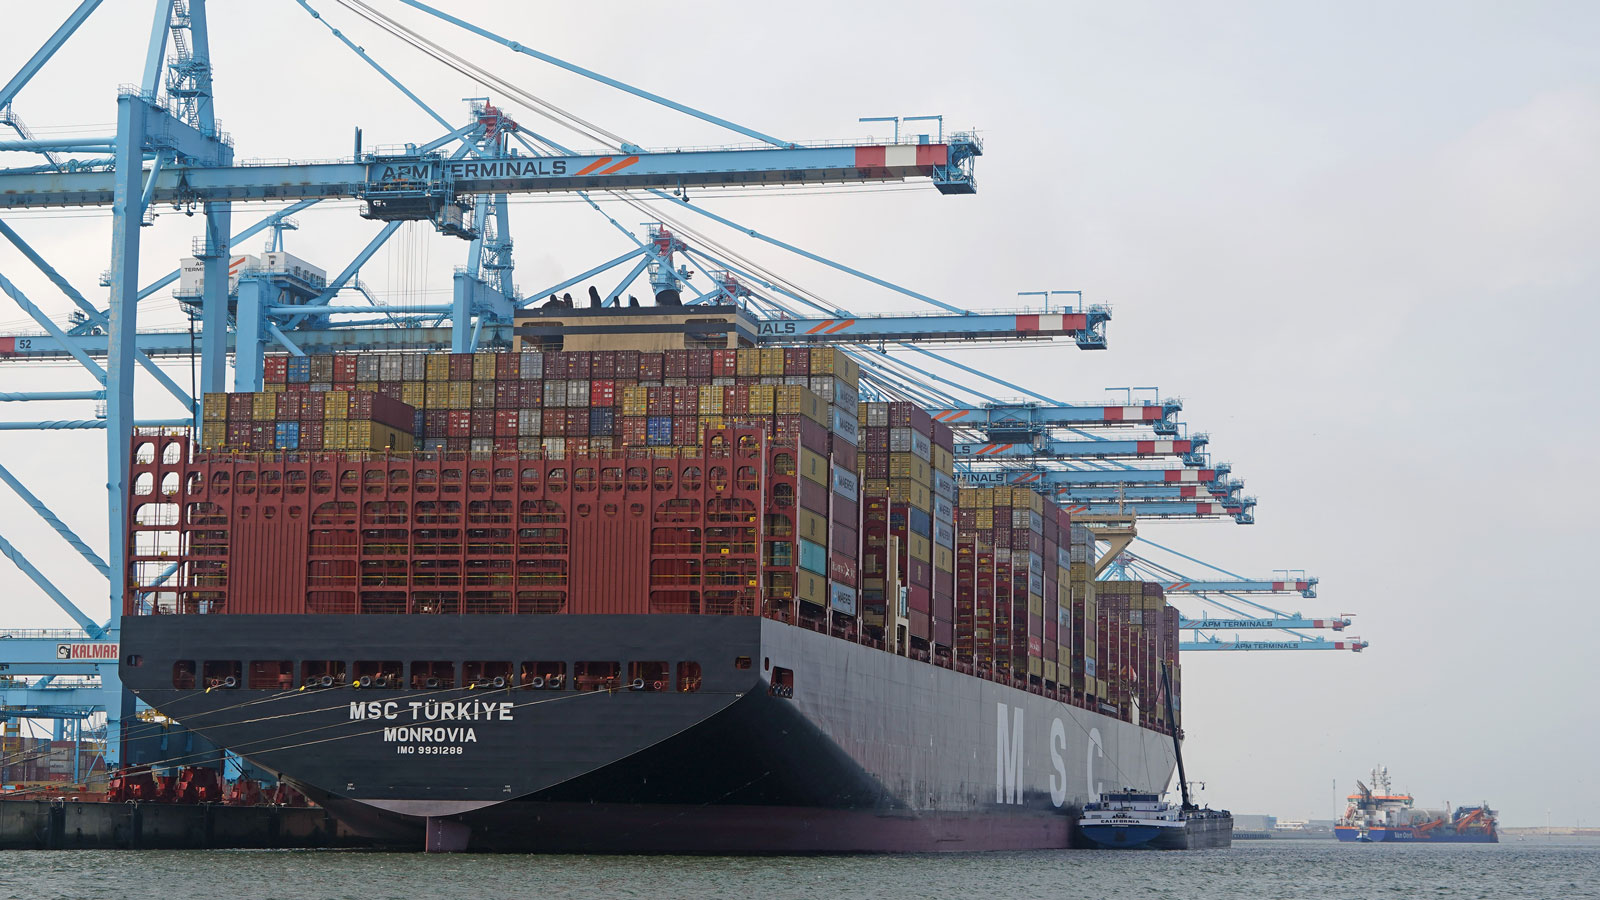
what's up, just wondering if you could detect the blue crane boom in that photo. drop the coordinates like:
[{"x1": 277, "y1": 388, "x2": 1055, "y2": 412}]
[
  {"x1": 955, "y1": 436, "x2": 1205, "y2": 459},
  {"x1": 0, "y1": 139, "x2": 981, "y2": 212},
  {"x1": 957, "y1": 466, "x2": 1224, "y2": 486},
  {"x1": 1179, "y1": 616, "x2": 1350, "y2": 631},
  {"x1": 1181, "y1": 636, "x2": 1367, "y2": 652},
  {"x1": 934, "y1": 400, "x2": 1182, "y2": 432},
  {"x1": 1162, "y1": 577, "x2": 1318, "y2": 597}
]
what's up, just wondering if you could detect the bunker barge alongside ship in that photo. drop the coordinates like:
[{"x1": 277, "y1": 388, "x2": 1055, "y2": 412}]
[{"x1": 120, "y1": 304, "x2": 1192, "y2": 852}]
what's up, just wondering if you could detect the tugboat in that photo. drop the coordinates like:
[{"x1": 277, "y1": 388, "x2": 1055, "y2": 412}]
[{"x1": 1079, "y1": 663, "x2": 1234, "y2": 850}]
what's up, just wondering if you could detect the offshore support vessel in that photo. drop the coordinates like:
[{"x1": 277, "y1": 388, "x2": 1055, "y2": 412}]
[
  {"x1": 119, "y1": 304, "x2": 1186, "y2": 852},
  {"x1": 1334, "y1": 767, "x2": 1498, "y2": 843}
]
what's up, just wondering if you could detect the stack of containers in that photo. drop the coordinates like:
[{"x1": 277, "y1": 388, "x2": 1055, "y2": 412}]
[
  {"x1": 930, "y1": 423, "x2": 957, "y2": 653},
  {"x1": 954, "y1": 485, "x2": 997, "y2": 669},
  {"x1": 857, "y1": 401, "x2": 936, "y2": 647},
  {"x1": 1068, "y1": 522, "x2": 1100, "y2": 703},
  {"x1": 1051, "y1": 506, "x2": 1073, "y2": 693},
  {"x1": 200, "y1": 390, "x2": 415, "y2": 452}
]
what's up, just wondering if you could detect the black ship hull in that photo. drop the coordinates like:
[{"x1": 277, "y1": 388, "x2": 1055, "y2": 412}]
[{"x1": 123, "y1": 614, "x2": 1176, "y2": 852}]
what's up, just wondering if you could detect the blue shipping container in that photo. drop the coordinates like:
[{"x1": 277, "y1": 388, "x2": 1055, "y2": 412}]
[
  {"x1": 274, "y1": 421, "x2": 300, "y2": 450},
  {"x1": 798, "y1": 539, "x2": 827, "y2": 575},
  {"x1": 646, "y1": 415, "x2": 673, "y2": 446},
  {"x1": 286, "y1": 357, "x2": 311, "y2": 383},
  {"x1": 829, "y1": 581, "x2": 857, "y2": 616},
  {"x1": 589, "y1": 407, "x2": 615, "y2": 436},
  {"x1": 908, "y1": 507, "x2": 933, "y2": 536}
]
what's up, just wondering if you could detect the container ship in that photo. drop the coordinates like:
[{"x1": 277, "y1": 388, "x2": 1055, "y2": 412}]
[
  {"x1": 1334, "y1": 767, "x2": 1498, "y2": 843},
  {"x1": 119, "y1": 303, "x2": 1188, "y2": 852}
]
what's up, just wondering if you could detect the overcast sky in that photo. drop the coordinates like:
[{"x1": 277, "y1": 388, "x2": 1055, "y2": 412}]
[{"x1": 3, "y1": 2, "x2": 1597, "y2": 826}]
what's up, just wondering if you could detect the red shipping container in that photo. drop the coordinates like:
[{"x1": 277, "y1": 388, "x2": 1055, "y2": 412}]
[
  {"x1": 712, "y1": 348, "x2": 737, "y2": 376},
  {"x1": 278, "y1": 393, "x2": 304, "y2": 420},
  {"x1": 620, "y1": 416, "x2": 647, "y2": 446},
  {"x1": 862, "y1": 427, "x2": 889, "y2": 453},
  {"x1": 443, "y1": 410, "x2": 470, "y2": 437},
  {"x1": 664, "y1": 349, "x2": 689, "y2": 377},
  {"x1": 496, "y1": 382, "x2": 520, "y2": 408},
  {"x1": 783, "y1": 348, "x2": 810, "y2": 376},
  {"x1": 495, "y1": 354, "x2": 518, "y2": 379},
  {"x1": 932, "y1": 420, "x2": 954, "y2": 450},
  {"x1": 303, "y1": 393, "x2": 325, "y2": 419},
  {"x1": 568, "y1": 409, "x2": 591, "y2": 437},
  {"x1": 831, "y1": 521, "x2": 858, "y2": 556},
  {"x1": 829, "y1": 552, "x2": 858, "y2": 585},
  {"x1": 495, "y1": 409, "x2": 520, "y2": 437},
  {"x1": 909, "y1": 609, "x2": 931, "y2": 641},
  {"x1": 862, "y1": 455, "x2": 888, "y2": 479},
  {"x1": 674, "y1": 387, "x2": 698, "y2": 417},
  {"x1": 831, "y1": 438, "x2": 858, "y2": 472},
  {"x1": 800, "y1": 478, "x2": 829, "y2": 515},
  {"x1": 263, "y1": 356, "x2": 288, "y2": 383},
  {"x1": 908, "y1": 584, "x2": 931, "y2": 613},
  {"x1": 773, "y1": 414, "x2": 802, "y2": 443},
  {"x1": 567, "y1": 351, "x2": 591, "y2": 379},
  {"x1": 543, "y1": 411, "x2": 566, "y2": 436},
  {"x1": 616, "y1": 350, "x2": 639, "y2": 378},
  {"x1": 226, "y1": 421, "x2": 250, "y2": 445},
  {"x1": 544, "y1": 351, "x2": 570, "y2": 379},
  {"x1": 299, "y1": 419, "x2": 323, "y2": 450},
  {"x1": 687, "y1": 349, "x2": 713, "y2": 378},
  {"x1": 376, "y1": 382, "x2": 403, "y2": 401},
  {"x1": 672, "y1": 415, "x2": 696, "y2": 444},
  {"x1": 469, "y1": 409, "x2": 493, "y2": 437},
  {"x1": 447, "y1": 437, "x2": 471, "y2": 452},
  {"x1": 590, "y1": 350, "x2": 616, "y2": 378},
  {"x1": 333, "y1": 355, "x2": 358, "y2": 384},
  {"x1": 638, "y1": 352, "x2": 663, "y2": 380},
  {"x1": 933, "y1": 617, "x2": 954, "y2": 648},
  {"x1": 799, "y1": 417, "x2": 829, "y2": 452},
  {"x1": 590, "y1": 379, "x2": 615, "y2": 407},
  {"x1": 425, "y1": 410, "x2": 449, "y2": 435},
  {"x1": 727, "y1": 384, "x2": 750, "y2": 414},
  {"x1": 907, "y1": 558, "x2": 932, "y2": 588},
  {"x1": 449, "y1": 353, "x2": 475, "y2": 381},
  {"x1": 494, "y1": 437, "x2": 518, "y2": 453},
  {"x1": 832, "y1": 496, "x2": 859, "y2": 527}
]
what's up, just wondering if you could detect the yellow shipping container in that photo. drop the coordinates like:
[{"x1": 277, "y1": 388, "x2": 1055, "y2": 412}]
[
  {"x1": 736, "y1": 348, "x2": 761, "y2": 377},
  {"x1": 798, "y1": 509, "x2": 828, "y2": 544},
  {"x1": 775, "y1": 384, "x2": 803, "y2": 414},
  {"x1": 908, "y1": 532, "x2": 931, "y2": 562},
  {"x1": 324, "y1": 391, "x2": 348, "y2": 420},
  {"x1": 1057, "y1": 646, "x2": 1071, "y2": 667},
  {"x1": 960, "y1": 486, "x2": 993, "y2": 509},
  {"x1": 1028, "y1": 595, "x2": 1043, "y2": 616},
  {"x1": 621, "y1": 385, "x2": 649, "y2": 416},
  {"x1": 799, "y1": 388, "x2": 830, "y2": 428},
  {"x1": 698, "y1": 385, "x2": 724, "y2": 415},
  {"x1": 251, "y1": 392, "x2": 277, "y2": 420},
  {"x1": 201, "y1": 422, "x2": 226, "y2": 449},
  {"x1": 759, "y1": 348, "x2": 784, "y2": 376},
  {"x1": 448, "y1": 382, "x2": 472, "y2": 410},
  {"x1": 888, "y1": 452, "x2": 930, "y2": 485},
  {"x1": 808, "y1": 347, "x2": 860, "y2": 387},
  {"x1": 1029, "y1": 491, "x2": 1046, "y2": 515},
  {"x1": 1043, "y1": 660, "x2": 1057, "y2": 682},
  {"x1": 975, "y1": 508, "x2": 994, "y2": 529},
  {"x1": 888, "y1": 478, "x2": 932, "y2": 511},
  {"x1": 355, "y1": 380, "x2": 379, "y2": 394},
  {"x1": 262, "y1": 382, "x2": 285, "y2": 394},
  {"x1": 425, "y1": 382, "x2": 447, "y2": 409},
  {"x1": 934, "y1": 543, "x2": 954, "y2": 573},
  {"x1": 799, "y1": 447, "x2": 829, "y2": 486},
  {"x1": 425, "y1": 353, "x2": 451, "y2": 382},
  {"x1": 931, "y1": 445, "x2": 955, "y2": 476},
  {"x1": 797, "y1": 569, "x2": 826, "y2": 606},
  {"x1": 864, "y1": 477, "x2": 889, "y2": 497},
  {"x1": 202, "y1": 393, "x2": 228, "y2": 417},
  {"x1": 1028, "y1": 657, "x2": 1043, "y2": 677},
  {"x1": 749, "y1": 384, "x2": 776, "y2": 415},
  {"x1": 473, "y1": 352, "x2": 497, "y2": 380},
  {"x1": 401, "y1": 382, "x2": 426, "y2": 410},
  {"x1": 991, "y1": 486, "x2": 1014, "y2": 507}
]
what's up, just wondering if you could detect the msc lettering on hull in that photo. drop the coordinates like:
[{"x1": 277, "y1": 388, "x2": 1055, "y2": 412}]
[
  {"x1": 995, "y1": 702, "x2": 1108, "y2": 809},
  {"x1": 349, "y1": 700, "x2": 513, "y2": 722}
]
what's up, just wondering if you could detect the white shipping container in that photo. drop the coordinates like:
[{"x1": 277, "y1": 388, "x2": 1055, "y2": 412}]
[
  {"x1": 566, "y1": 379, "x2": 589, "y2": 406},
  {"x1": 520, "y1": 351, "x2": 544, "y2": 379},
  {"x1": 933, "y1": 470, "x2": 957, "y2": 503},
  {"x1": 543, "y1": 380, "x2": 566, "y2": 407},
  {"x1": 518, "y1": 409, "x2": 542, "y2": 433}
]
